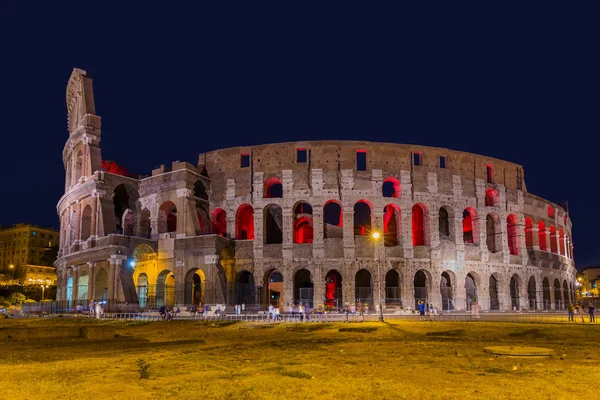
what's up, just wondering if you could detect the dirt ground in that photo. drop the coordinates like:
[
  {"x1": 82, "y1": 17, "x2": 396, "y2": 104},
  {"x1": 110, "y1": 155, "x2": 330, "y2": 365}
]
[{"x1": 0, "y1": 318, "x2": 597, "y2": 399}]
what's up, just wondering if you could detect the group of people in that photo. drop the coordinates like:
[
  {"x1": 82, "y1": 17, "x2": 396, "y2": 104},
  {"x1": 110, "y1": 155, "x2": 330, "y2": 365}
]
[
  {"x1": 567, "y1": 302, "x2": 595, "y2": 323},
  {"x1": 158, "y1": 305, "x2": 181, "y2": 320},
  {"x1": 417, "y1": 300, "x2": 438, "y2": 321},
  {"x1": 267, "y1": 303, "x2": 311, "y2": 321},
  {"x1": 88, "y1": 300, "x2": 104, "y2": 319}
]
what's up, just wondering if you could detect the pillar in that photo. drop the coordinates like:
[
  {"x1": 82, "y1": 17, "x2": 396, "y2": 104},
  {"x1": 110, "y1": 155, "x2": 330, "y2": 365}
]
[
  {"x1": 87, "y1": 262, "x2": 96, "y2": 300},
  {"x1": 343, "y1": 206, "x2": 355, "y2": 258}
]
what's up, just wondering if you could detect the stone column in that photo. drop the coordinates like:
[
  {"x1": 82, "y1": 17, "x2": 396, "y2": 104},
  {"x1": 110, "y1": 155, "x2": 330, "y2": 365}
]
[
  {"x1": 343, "y1": 206, "x2": 355, "y2": 259},
  {"x1": 282, "y1": 208, "x2": 293, "y2": 263},
  {"x1": 312, "y1": 207, "x2": 324, "y2": 259},
  {"x1": 312, "y1": 264, "x2": 324, "y2": 309},
  {"x1": 175, "y1": 260, "x2": 186, "y2": 305},
  {"x1": 226, "y1": 212, "x2": 236, "y2": 239},
  {"x1": 283, "y1": 268, "x2": 294, "y2": 311},
  {"x1": 176, "y1": 188, "x2": 194, "y2": 238},
  {"x1": 204, "y1": 255, "x2": 223, "y2": 305},
  {"x1": 88, "y1": 262, "x2": 96, "y2": 300},
  {"x1": 401, "y1": 208, "x2": 414, "y2": 259},
  {"x1": 253, "y1": 211, "x2": 264, "y2": 260},
  {"x1": 402, "y1": 269, "x2": 414, "y2": 310},
  {"x1": 72, "y1": 266, "x2": 80, "y2": 302},
  {"x1": 429, "y1": 208, "x2": 440, "y2": 248},
  {"x1": 549, "y1": 283, "x2": 556, "y2": 310}
]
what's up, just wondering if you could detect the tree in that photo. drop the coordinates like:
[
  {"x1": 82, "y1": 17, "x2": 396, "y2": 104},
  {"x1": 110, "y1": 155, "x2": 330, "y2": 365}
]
[{"x1": 8, "y1": 292, "x2": 26, "y2": 305}]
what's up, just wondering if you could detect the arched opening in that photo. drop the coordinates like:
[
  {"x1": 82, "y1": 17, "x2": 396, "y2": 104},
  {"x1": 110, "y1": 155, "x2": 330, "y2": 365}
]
[
  {"x1": 264, "y1": 270, "x2": 283, "y2": 308},
  {"x1": 524, "y1": 217, "x2": 534, "y2": 247},
  {"x1": 383, "y1": 204, "x2": 401, "y2": 246},
  {"x1": 184, "y1": 269, "x2": 205, "y2": 306},
  {"x1": 485, "y1": 188, "x2": 499, "y2": 207},
  {"x1": 77, "y1": 272, "x2": 89, "y2": 300},
  {"x1": 158, "y1": 201, "x2": 177, "y2": 234},
  {"x1": 264, "y1": 177, "x2": 283, "y2": 198},
  {"x1": 438, "y1": 207, "x2": 450, "y2": 239},
  {"x1": 157, "y1": 270, "x2": 175, "y2": 307},
  {"x1": 236, "y1": 204, "x2": 255, "y2": 240},
  {"x1": 137, "y1": 273, "x2": 148, "y2": 308},
  {"x1": 486, "y1": 214, "x2": 500, "y2": 253},
  {"x1": 510, "y1": 275, "x2": 519, "y2": 310},
  {"x1": 94, "y1": 268, "x2": 109, "y2": 302},
  {"x1": 66, "y1": 276, "x2": 73, "y2": 302},
  {"x1": 553, "y1": 278, "x2": 562, "y2": 309},
  {"x1": 549, "y1": 226, "x2": 558, "y2": 253},
  {"x1": 323, "y1": 201, "x2": 343, "y2": 239},
  {"x1": 489, "y1": 274, "x2": 499, "y2": 310},
  {"x1": 412, "y1": 203, "x2": 427, "y2": 246},
  {"x1": 293, "y1": 202, "x2": 313, "y2": 244},
  {"x1": 236, "y1": 271, "x2": 256, "y2": 307},
  {"x1": 355, "y1": 269, "x2": 373, "y2": 309},
  {"x1": 69, "y1": 211, "x2": 78, "y2": 244},
  {"x1": 542, "y1": 277, "x2": 551, "y2": 310},
  {"x1": 507, "y1": 214, "x2": 519, "y2": 255},
  {"x1": 528, "y1": 276, "x2": 537, "y2": 309},
  {"x1": 463, "y1": 207, "x2": 478, "y2": 244},
  {"x1": 193, "y1": 180, "x2": 209, "y2": 201},
  {"x1": 353, "y1": 201, "x2": 372, "y2": 235},
  {"x1": 195, "y1": 205, "x2": 210, "y2": 235},
  {"x1": 558, "y1": 228, "x2": 565, "y2": 256},
  {"x1": 113, "y1": 184, "x2": 137, "y2": 234},
  {"x1": 465, "y1": 273, "x2": 478, "y2": 310},
  {"x1": 264, "y1": 204, "x2": 283, "y2": 244},
  {"x1": 440, "y1": 271, "x2": 454, "y2": 311},
  {"x1": 122, "y1": 209, "x2": 134, "y2": 236},
  {"x1": 211, "y1": 208, "x2": 227, "y2": 236},
  {"x1": 414, "y1": 270, "x2": 428, "y2": 308},
  {"x1": 81, "y1": 205, "x2": 92, "y2": 241},
  {"x1": 538, "y1": 221, "x2": 547, "y2": 251},
  {"x1": 382, "y1": 177, "x2": 400, "y2": 198},
  {"x1": 325, "y1": 270, "x2": 343, "y2": 310},
  {"x1": 294, "y1": 269, "x2": 314, "y2": 308},
  {"x1": 563, "y1": 280, "x2": 570, "y2": 306},
  {"x1": 385, "y1": 269, "x2": 401, "y2": 306},
  {"x1": 139, "y1": 208, "x2": 151, "y2": 239}
]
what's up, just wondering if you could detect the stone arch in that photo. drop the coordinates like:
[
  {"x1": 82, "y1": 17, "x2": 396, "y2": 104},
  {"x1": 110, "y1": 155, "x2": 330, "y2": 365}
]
[
  {"x1": 509, "y1": 274, "x2": 520, "y2": 310},
  {"x1": 325, "y1": 269, "x2": 343, "y2": 310},
  {"x1": 385, "y1": 268, "x2": 402, "y2": 306},
  {"x1": 66, "y1": 275, "x2": 74, "y2": 302},
  {"x1": 438, "y1": 206, "x2": 452, "y2": 240},
  {"x1": 524, "y1": 217, "x2": 534, "y2": 247},
  {"x1": 355, "y1": 269, "x2": 373, "y2": 309},
  {"x1": 553, "y1": 278, "x2": 562, "y2": 309},
  {"x1": 158, "y1": 201, "x2": 177, "y2": 234},
  {"x1": 486, "y1": 213, "x2": 501, "y2": 253},
  {"x1": 264, "y1": 269, "x2": 284, "y2": 308},
  {"x1": 485, "y1": 188, "x2": 500, "y2": 207},
  {"x1": 293, "y1": 201, "x2": 313, "y2": 244},
  {"x1": 264, "y1": 177, "x2": 283, "y2": 198},
  {"x1": 113, "y1": 184, "x2": 138, "y2": 235},
  {"x1": 323, "y1": 200, "x2": 343, "y2": 239},
  {"x1": 235, "y1": 270, "x2": 256, "y2": 307},
  {"x1": 236, "y1": 204, "x2": 255, "y2": 240},
  {"x1": 211, "y1": 208, "x2": 227, "y2": 236},
  {"x1": 414, "y1": 269, "x2": 431, "y2": 308},
  {"x1": 382, "y1": 177, "x2": 401, "y2": 198},
  {"x1": 353, "y1": 200, "x2": 372, "y2": 236},
  {"x1": 157, "y1": 269, "x2": 175, "y2": 307},
  {"x1": 383, "y1": 204, "x2": 401, "y2": 246},
  {"x1": 542, "y1": 277, "x2": 551, "y2": 310},
  {"x1": 294, "y1": 268, "x2": 314, "y2": 307},
  {"x1": 183, "y1": 268, "x2": 205, "y2": 306},
  {"x1": 463, "y1": 207, "x2": 479, "y2": 244},
  {"x1": 440, "y1": 270, "x2": 455, "y2": 311},
  {"x1": 264, "y1": 204, "x2": 283, "y2": 244},
  {"x1": 94, "y1": 267, "x2": 109, "y2": 301},
  {"x1": 507, "y1": 214, "x2": 519, "y2": 255},
  {"x1": 193, "y1": 180, "x2": 209, "y2": 201},
  {"x1": 133, "y1": 244, "x2": 156, "y2": 263},
  {"x1": 137, "y1": 273, "x2": 149, "y2": 308},
  {"x1": 81, "y1": 205, "x2": 93, "y2": 241},
  {"x1": 489, "y1": 273, "x2": 500, "y2": 310},
  {"x1": 412, "y1": 203, "x2": 429, "y2": 246},
  {"x1": 465, "y1": 272, "x2": 480, "y2": 310},
  {"x1": 77, "y1": 271, "x2": 89, "y2": 300},
  {"x1": 122, "y1": 209, "x2": 134, "y2": 236},
  {"x1": 139, "y1": 208, "x2": 151, "y2": 238},
  {"x1": 558, "y1": 228, "x2": 565, "y2": 256},
  {"x1": 549, "y1": 226, "x2": 558, "y2": 253},
  {"x1": 528, "y1": 276, "x2": 537, "y2": 309},
  {"x1": 562, "y1": 279, "x2": 570, "y2": 306},
  {"x1": 538, "y1": 221, "x2": 547, "y2": 251}
]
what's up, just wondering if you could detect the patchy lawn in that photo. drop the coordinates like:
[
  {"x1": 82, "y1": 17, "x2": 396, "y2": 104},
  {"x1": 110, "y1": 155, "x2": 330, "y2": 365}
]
[{"x1": 0, "y1": 318, "x2": 597, "y2": 399}]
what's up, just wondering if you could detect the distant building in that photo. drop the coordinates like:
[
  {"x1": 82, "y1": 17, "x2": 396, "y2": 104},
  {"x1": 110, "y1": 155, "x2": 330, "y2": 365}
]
[
  {"x1": 576, "y1": 267, "x2": 600, "y2": 298},
  {"x1": 0, "y1": 223, "x2": 59, "y2": 284}
]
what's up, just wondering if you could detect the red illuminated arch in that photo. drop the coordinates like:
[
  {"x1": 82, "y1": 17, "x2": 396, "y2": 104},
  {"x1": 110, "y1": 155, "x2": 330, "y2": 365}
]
[
  {"x1": 383, "y1": 204, "x2": 401, "y2": 246},
  {"x1": 382, "y1": 177, "x2": 401, "y2": 198},
  {"x1": 507, "y1": 214, "x2": 519, "y2": 255},
  {"x1": 538, "y1": 221, "x2": 547, "y2": 251},
  {"x1": 211, "y1": 208, "x2": 227, "y2": 236},
  {"x1": 323, "y1": 200, "x2": 343, "y2": 239},
  {"x1": 159, "y1": 201, "x2": 177, "y2": 233},
  {"x1": 549, "y1": 225, "x2": 557, "y2": 253},
  {"x1": 524, "y1": 217, "x2": 534, "y2": 247},
  {"x1": 411, "y1": 203, "x2": 428, "y2": 246},
  {"x1": 264, "y1": 177, "x2": 283, "y2": 198},
  {"x1": 354, "y1": 200, "x2": 373, "y2": 236},
  {"x1": 485, "y1": 188, "x2": 499, "y2": 207},
  {"x1": 558, "y1": 228, "x2": 565, "y2": 256},
  {"x1": 547, "y1": 206, "x2": 554, "y2": 217},
  {"x1": 293, "y1": 201, "x2": 313, "y2": 243},
  {"x1": 462, "y1": 207, "x2": 478, "y2": 244},
  {"x1": 236, "y1": 204, "x2": 255, "y2": 240}
]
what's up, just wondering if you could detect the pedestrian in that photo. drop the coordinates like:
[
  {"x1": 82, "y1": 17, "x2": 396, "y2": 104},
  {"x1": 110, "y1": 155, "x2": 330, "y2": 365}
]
[
  {"x1": 268, "y1": 304, "x2": 274, "y2": 321},
  {"x1": 567, "y1": 303, "x2": 575, "y2": 322},
  {"x1": 419, "y1": 301, "x2": 426, "y2": 321},
  {"x1": 289, "y1": 304, "x2": 295, "y2": 320},
  {"x1": 275, "y1": 307, "x2": 280, "y2": 321},
  {"x1": 89, "y1": 300, "x2": 95, "y2": 317},
  {"x1": 241, "y1": 303, "x2": 245, "y2": 314},
  {"x1": 428, "y1": 303, "x2": 434, "y2": 321},
  {"x1": 578, "y1": 303, "x2": 585, "y2": 323},
  {"x1": 588, "y1": 303, "x2": 595, "y2": 323},
  {"x1": 298, "y1": 304, "x2": 305, "y2": 322},
  {"x1": 305, "y1": 303, "x2": 310, "y2": 322}
]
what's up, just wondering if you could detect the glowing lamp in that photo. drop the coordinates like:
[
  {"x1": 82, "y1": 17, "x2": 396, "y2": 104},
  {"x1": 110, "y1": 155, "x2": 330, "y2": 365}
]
[
  {"x1": 372, "y1": 232, "x2": 381, "y2": 239},
  {"x1": 130, "y1": 261, "x2": 136, "y2": 268}
]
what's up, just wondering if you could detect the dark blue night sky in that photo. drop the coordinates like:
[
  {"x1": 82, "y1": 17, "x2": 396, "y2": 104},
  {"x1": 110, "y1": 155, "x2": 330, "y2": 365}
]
[{"x1": 1, "y1": 4, "x2": 597, "y2": 269}]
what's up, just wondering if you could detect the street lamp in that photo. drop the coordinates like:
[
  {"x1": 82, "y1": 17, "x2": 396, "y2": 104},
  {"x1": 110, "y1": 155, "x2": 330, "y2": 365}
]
[
  {"x1": 9, "y1": 264, "x2": 14, "y2": 281},
  {"x1": 372, "y1": 231, "x2": 384, "y2": 322}
]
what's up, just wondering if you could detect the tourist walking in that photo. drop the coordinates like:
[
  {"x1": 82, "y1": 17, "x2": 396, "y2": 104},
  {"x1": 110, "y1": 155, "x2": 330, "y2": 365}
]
[
  {"x1": 298, "y1": 304, "x2": 305, "y2": 322},
  {"x1": 576, "y1": 303, "x2": 585, "y2": 323},
  {"x1": 567, "y1": 303, "x2": 575, "y2": 322},
  {"x1": 428, "y1": 303, "x2": 434, "y2": 321},
  {"x1": 418, "y1": 301, "x2": 426, "y2": 321},
  {"x1": 89, "y1": 300, "x2": 95, "y2": 317},
  {"x1": 588, "y1": 303, "x2": 595, "y2": 323},
  {"x1": 268, "y1": 304, "x2": 274, "y2": 321},
  {"x1": 275, "y1": 307, "x2": 280, "y2": 321}
]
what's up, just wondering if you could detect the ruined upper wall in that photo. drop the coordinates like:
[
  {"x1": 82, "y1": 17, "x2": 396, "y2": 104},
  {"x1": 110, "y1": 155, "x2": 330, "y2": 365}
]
[{"x1": 198, "y1": 140, "x2": 527, "y2": 200}]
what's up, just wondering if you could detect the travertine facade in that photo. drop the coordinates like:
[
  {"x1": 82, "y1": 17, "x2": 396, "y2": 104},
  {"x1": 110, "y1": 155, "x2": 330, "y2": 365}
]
[{"x1": 56, "y1": 69, "x2": 576, "y2": 312}]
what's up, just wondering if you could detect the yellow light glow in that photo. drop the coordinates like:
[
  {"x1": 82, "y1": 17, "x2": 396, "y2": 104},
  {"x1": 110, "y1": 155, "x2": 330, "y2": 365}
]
[{"x1": 372, "y1": 232, "x2": 381, "y2": 239}]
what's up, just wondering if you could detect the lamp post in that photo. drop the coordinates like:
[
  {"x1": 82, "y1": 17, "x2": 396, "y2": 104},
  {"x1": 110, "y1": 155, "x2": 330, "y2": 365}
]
[
  {"x1": 372, "y1": 231, "x2": 384, "y2": 322},
  {"x1": 9, "y1": 264, "x2": 14, "y2": 282}
]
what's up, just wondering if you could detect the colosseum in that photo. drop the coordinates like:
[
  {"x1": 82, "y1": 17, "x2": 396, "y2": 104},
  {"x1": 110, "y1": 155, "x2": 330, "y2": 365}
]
[{"x1": 55, "y1": 68, "x2": 577, "y2": 313}]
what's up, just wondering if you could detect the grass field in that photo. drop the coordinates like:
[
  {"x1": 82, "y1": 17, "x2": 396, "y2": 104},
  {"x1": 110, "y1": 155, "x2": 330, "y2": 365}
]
[{"x1": 0, "y1": 318, "x2": 598, "y2": 399}]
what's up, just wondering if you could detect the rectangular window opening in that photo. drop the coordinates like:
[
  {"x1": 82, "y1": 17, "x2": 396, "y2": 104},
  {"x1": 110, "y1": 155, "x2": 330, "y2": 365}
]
[
  {"x1": 439, "y1": 156, "x2": 446, "y2": 169},
  {"x1": 356, "y1": 150, "x2": 367, "y2": 171},
  {"x1": 413, "y1": 152, "x2": 422, "y2": 166},
  {"x1": 486, "y1": 164, "x2": 493, "y2": 183},
  {"x1": 240, "y1": 153, "x2": 250, "y2": 168},
  {"x1": 297, "y1": 148, "x2": 307, "y2": 163}
]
